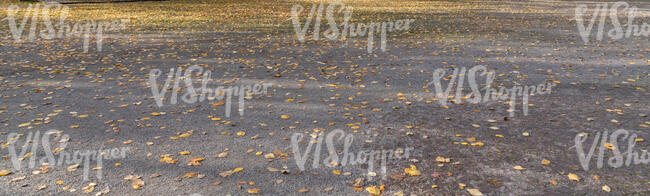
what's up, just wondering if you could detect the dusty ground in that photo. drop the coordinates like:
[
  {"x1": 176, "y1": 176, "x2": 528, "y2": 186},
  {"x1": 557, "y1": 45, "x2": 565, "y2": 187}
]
[{"x1": 0, "y1": 0, "x2": 648, "y2": 195}]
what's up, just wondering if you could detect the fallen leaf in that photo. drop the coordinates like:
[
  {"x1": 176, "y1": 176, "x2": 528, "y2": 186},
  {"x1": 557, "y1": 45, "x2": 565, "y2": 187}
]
[
  {"x1": 404, "y1": 165, "x2": 421, "y2": 176},
  {"x1": 467, "y1": 188, "x2": 483, "y2": 196},
  {"x1": 247, "y1": 188, "x2": 260, "y2": 194},
  {"x1": 365, "y1": 186, "x2": 380, "y2": 195},
  {"x1": 602, "y1": 185, "x2": 611, "y2": 192},
  {"x1": 568, "y1": 173, "x2": 580, "y2": 181},
  {"x1": 0, "y1": 170, "x2": 12, "y2": 176}
]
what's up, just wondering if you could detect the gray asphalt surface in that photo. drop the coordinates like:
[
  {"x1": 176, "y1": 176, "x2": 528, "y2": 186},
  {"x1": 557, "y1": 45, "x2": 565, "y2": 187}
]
[{"x1": 0, "y1": 0, "x2": 648, "y2": 195}]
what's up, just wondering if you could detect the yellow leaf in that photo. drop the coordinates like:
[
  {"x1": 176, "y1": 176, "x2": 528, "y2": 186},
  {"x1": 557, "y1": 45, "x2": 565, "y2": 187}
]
[
  {"x1": 18, "y1": 122, "x2": 31, "y2": 127},
  {"x1": 404, "y1": 165, "x2": 421, "y2": 176},
  {"x1": 183, "y1": 172, "x2": 198, "y2": 178},
  {"x1": 236, "y1": 131, "x2": 246, "y2": 136},
  {"x1": 0, "y1": 170, "x2": 12, "y2": 176},
  {"x1": 179, "y1": 151, "x2": 190, "y2": 155},
  {"x1": 159, "y1": 157, "x2": 177, "y2": 164},
  {"x1": 233, "y1": 168, "x2": 243, "y2": 173},
  {"x1": 332, "y1": 170, "x2": 340, "y2": 175},
  {"x1": 365, "y1": 186, "x2": 381, "y2": 195},
  {"x1": 568, "y1": 173, "x2": 580, "y2": 181},
  {"x1": 281, "y1": 115, "x2": 290, "y2": 119},
  {"x1": 604, "y1": 142, "x2": 616, "y2": 150},
  {"x1": 541, "y1": 159, "x2": 551, "y2": 165},
  {"x1": 247, "y1": 188, "x2": 260, "y2": 194},
  {"x1": 513, "y1": 165, "x2": 525, "y2": 171},
  {"x1": 179, "y1": 133, "x2": 192, "y2": 138},
  {"x1": 23, "y1": 152, "x2": 33, "y2": 159},
  {"x1": 435, "y1": 156, "x2": 450, "y2": 163}
]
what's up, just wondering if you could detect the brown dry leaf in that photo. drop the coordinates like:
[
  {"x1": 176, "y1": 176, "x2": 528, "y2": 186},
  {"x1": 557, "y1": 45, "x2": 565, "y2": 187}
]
[
  {"x1": 390, "y1": 173, "x2": 406, "y2": 180},
  {"x1": 219, "y1": 168, "x2": 244, "y2": 178},
  {"x1": 212, "y1": 100, "x2": 225, "y2": 107},
  {"x1": 353, "y1": 178, "x2": 364, "y2": 188},
  {"x1": 183, "y1": 172, "x2": 199, "y2": 178},
  {"x1": 124, "y1": 175, "x2": 144, "y2": 190},
  {"x1": 219, "y1": 170, "x2": 235, "y2": 178},
  {"x1": 264, "y1": 153, "x2": 275, "y2": 159},
  {"x1": 159, "y1": 156, "x2": 178, "y2": 164},
  {"x1": 188, "y1": 157, "x2": 204, "y2": 166}
]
